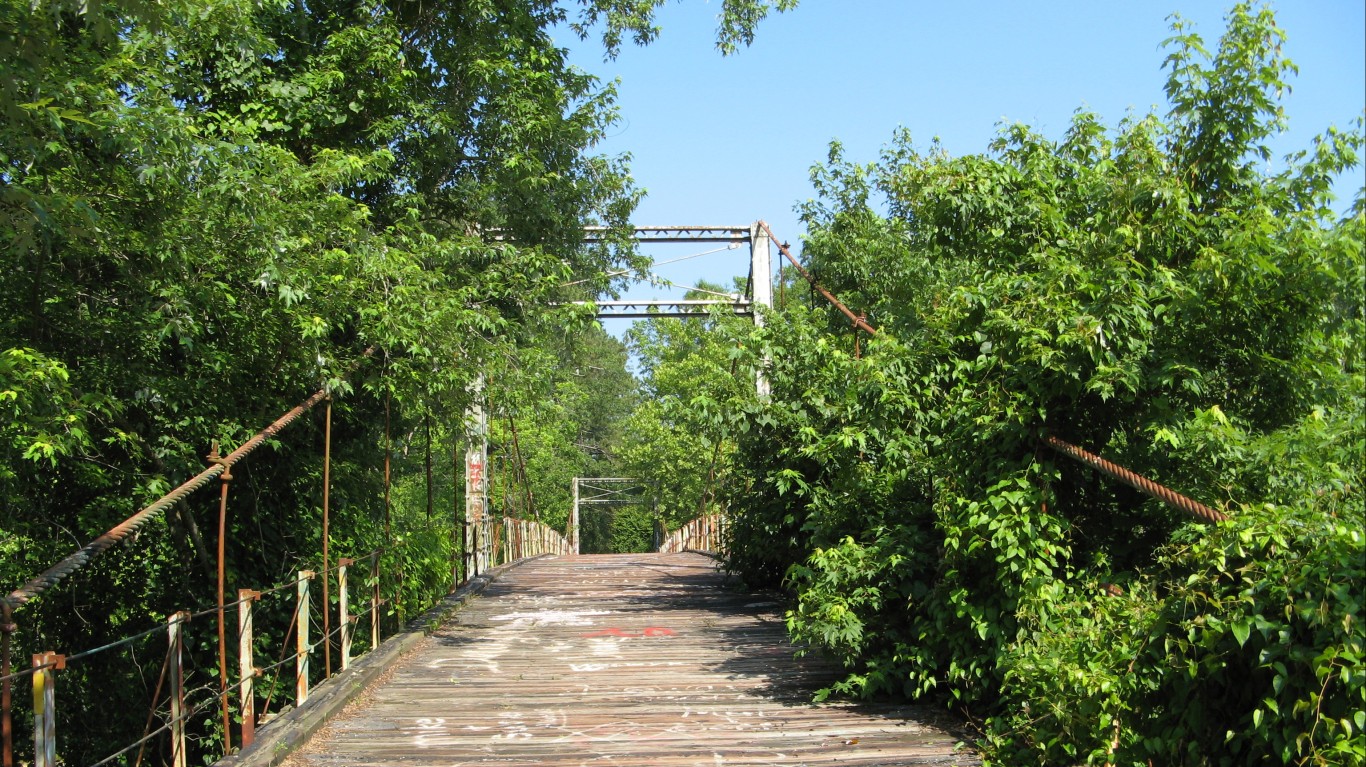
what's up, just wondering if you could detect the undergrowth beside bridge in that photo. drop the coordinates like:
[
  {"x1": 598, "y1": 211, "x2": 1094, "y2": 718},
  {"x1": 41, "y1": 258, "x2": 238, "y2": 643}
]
[{"x1": 710, "y1": 6, "x2": 1363, "y2": 765}]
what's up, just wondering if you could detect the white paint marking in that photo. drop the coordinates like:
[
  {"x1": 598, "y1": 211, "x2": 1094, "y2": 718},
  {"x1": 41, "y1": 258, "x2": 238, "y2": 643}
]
[{"x1": 490, "y1": 609, "x2": 610, "y2": 627}]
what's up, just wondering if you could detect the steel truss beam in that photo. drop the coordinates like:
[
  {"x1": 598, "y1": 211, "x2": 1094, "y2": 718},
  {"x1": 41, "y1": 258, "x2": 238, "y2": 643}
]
[
  {"x1": 579, "y1": 299, "x2": 753, "y2": 319},
  {"x1": 575, "y1": 478, "x2": 655, "y2": 505},
  {"x1": 581, "y1": 226, "x2": 750, "y2": 243}
]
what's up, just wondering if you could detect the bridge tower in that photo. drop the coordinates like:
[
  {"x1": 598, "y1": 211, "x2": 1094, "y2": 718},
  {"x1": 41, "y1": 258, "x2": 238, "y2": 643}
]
[{"x1": 471, "y1": 221, "x2": 775, "y2": 559}]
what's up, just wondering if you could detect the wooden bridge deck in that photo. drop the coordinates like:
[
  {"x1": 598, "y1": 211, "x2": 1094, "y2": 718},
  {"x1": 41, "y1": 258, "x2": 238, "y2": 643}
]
[{"x1": 281, "y1": 553, "x2": 977, "y2": 766}]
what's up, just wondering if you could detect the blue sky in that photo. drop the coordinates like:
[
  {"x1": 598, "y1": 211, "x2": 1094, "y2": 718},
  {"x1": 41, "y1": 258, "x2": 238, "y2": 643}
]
[{"x1": 557, "y1": 2, "x2": 1365, "y2": 332}]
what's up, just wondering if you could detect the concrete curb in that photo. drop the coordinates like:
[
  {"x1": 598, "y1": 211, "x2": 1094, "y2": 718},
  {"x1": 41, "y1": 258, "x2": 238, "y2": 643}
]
[{"x1": 214, "y1": 556, "x2": 547, "y2": 767}]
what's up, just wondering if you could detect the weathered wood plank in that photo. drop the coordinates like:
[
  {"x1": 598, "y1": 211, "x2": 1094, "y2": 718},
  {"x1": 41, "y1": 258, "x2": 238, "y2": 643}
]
[{"x1": 282, "y1": 553, "x2": 978, "y2": 766}]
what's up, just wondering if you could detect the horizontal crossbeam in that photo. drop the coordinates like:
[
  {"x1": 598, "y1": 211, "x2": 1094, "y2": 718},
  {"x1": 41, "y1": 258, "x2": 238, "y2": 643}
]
[
  {"x1": 575, "y1": 299, "x2": 753, "y2": 319},
  {"x1": 582, "y1": 226, "x2": 751, "y2": 243},
  {"x1": 575, "y1": 477, "x2": 656, "y2": 506}
]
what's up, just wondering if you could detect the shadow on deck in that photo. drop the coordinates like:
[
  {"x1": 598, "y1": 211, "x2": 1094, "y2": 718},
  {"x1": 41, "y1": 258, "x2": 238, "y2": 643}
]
[{"x1": 249, "y1": 553, "x2": 979, "y2": 766}]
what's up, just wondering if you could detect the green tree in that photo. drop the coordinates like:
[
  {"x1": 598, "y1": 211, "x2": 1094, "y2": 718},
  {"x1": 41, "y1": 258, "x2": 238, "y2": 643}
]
[
  {"x1": 485, "y1": 320, "x2": 638, "y2": 543},
  {"x1": 0, "y1": 0, "x2": 795, "y2": 761},
  {"x1": 723, "y1": 5, "x2": 1363, "y2": 763},
  {"x1": 619, "y1": 283, "x2": 759, "y2": 534}
]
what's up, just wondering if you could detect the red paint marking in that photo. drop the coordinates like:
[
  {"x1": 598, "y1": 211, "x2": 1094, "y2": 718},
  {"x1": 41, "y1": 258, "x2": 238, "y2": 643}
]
[{"x1": 581, "y1": 627, "x2": 676, "y2": 638}]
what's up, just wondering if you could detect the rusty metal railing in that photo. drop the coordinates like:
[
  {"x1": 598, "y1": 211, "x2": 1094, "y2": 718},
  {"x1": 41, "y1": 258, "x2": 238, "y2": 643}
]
[
  {"x1": 0, "y1": 556, "x2": 392, "y2": 767},
  {"x1": 0, "y1": 492, "x2": 570, "y2": 767},
  {"x1": 0, "y1": 343, "x2": 573, "y2": 767}
]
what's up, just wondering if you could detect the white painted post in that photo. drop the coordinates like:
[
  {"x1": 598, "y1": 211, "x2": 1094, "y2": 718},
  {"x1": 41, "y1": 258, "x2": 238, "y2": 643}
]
[
  {"x1": 238, "y1": 590, "x2": 260, "y2": 748},
  {"x1": 370, "y1": 552, "x2": 380, "y2": 651},
  {"x1": 751, "y1": 221, "x2": 774, "y2": 397},
  {"x1": 168, "y1": 613, "x2": 187, "y2": 767},
  {"x1": 30, "y1": 653, "x2": 61, "y2": 767},
  {"x1": 570, "y1": 478, "x2": 580, "y2": 555},
  {"x1": 338, "y1": 560, "x2": 351, "y2": 671},
  {"x1": 484, "y1": 516, "x2": 493, "y2": 571},
  {"x1": 297, "y1": 571, "x2": 313, "y2": 706}
]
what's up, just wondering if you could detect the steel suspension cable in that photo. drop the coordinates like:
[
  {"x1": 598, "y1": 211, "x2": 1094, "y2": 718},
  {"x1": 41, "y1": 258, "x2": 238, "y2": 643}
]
[
  {"x1": 2, "y1": 348, "x2": 376, "y2": 612},
  {"x1": 758, "y1": 221, "x2": 878, "y2": 335},
  {"x1": 1043, "y1": 435, "x2": 1229, "y2": 523},
  {"x1": 754, "y1": 223, "x2": 1226, "y2": 524}
]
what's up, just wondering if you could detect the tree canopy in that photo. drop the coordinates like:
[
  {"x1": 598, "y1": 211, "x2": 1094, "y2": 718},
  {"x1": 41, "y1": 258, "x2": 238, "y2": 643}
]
[
  {"x1": 716, "y1": 5, "x2": 1363, "y2": 763},
  {"x1": 3, "y1": 2, "x2": 1362, "y2": 765},
  {"x1": 0, "y1": 0, "x2": 790, "y2": 761}
]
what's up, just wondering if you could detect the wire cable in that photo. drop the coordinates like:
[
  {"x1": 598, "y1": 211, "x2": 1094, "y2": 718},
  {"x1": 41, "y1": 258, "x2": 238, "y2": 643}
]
[
  {"x1": 2, "y1": 348, "x2": 377, "y2": 613},
  {"x1": 643, "y1": 278, "x2": 741, "y2": 300},
  {"x1": 561, "y1": 244, "x2": 740, "y2": 287}
]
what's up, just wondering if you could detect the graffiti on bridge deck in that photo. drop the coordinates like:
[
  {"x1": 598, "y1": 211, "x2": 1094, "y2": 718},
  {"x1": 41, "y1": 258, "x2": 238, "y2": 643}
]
[{"x1": 580, "y1": 627, "x2": 676, "y2": 638}]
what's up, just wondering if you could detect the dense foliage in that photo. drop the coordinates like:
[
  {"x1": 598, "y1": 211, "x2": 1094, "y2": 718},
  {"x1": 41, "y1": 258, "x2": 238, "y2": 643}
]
[
  {"x1": 616, "y1": 283, "x2": 758, "y2": 532},
  {"x1": 5, "y1": 1, "x2": 1361, "y2": 764},
  {"x1": 0, "y1": 0, "x2": 793, "y2": 762},
  {"x1": 485, "y1": 320, "x2": 642, "y2": 554},
  {"x1": 722, "y1": 6, "x2": 1364, "y2": 764}
]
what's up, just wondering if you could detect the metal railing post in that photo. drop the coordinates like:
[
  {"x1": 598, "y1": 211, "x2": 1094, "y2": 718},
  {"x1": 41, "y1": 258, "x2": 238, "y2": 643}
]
[
  {"x1": 30, "y1": 653, "x2": 61, "y2": 767},
  {"x1": 452, "y1": 444, "x2": 461, "y2": 592},
  {"x1": 168, "y1": 613, "x2": 187, "y2": 767},
  {"x1": 321, "y1": 401, "x2": 333, "y2": 679},
  {"x1": 370, "y1": 552, "x2": 380, "y2": 651},
  {"x1": 338, "y1": 559, "x2": 352, "y2": 671},
  {"x1": 208, "y1": 440, "x2": 234, "y2": 756},
  {"x1": 486, "y1": 516, "x2": 497, "y2": 571},
  {"x1": 570, "y1": 478, "x2": 580, "y2": 555},
  {"x1": 2, "y1": 602, "x2": 14, "y2": 767},
  {"x1": 238, "y1": 589, "x2": 260, "y2": 749},
  {"x1": 297, "y1": 571, "x2": 314, "y2": 706}
]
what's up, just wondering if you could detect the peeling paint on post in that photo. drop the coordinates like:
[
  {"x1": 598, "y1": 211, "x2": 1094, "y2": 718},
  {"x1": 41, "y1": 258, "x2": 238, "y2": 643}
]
[
  {"x1": 464, "y1": 376, "x2": 488, "y2": 580},
  {"x1": 30, "y1": 653, "x2": 60, "y2": 767},
  {"x1": 238, "y1": 589, "x2": 260, "y2": 748},
  {"x1": 297, "y1": 571, "x2": 314, "y2": 706}
]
